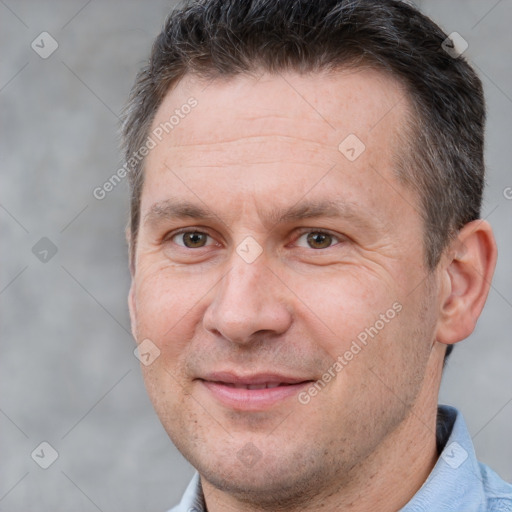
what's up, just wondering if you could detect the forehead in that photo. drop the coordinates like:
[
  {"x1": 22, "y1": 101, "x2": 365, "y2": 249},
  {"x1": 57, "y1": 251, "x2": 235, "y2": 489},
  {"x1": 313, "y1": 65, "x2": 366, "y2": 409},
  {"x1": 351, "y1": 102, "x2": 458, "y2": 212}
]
[
  {"x1": 150, "y1": 67, "x2": 409, "y2": 151},
  {"x1": 140, "y1": 68, "x2": 417, "y2": 232}
]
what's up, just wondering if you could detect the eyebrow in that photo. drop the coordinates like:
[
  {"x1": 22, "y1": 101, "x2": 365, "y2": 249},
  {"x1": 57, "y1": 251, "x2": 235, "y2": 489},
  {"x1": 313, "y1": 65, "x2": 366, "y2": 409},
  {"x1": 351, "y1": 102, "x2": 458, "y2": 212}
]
[
  {"x1": 144, "y1": 199, "x2": 220, "y2": 226},
  {"x1": 143, "y1": 197, "x2": 375, "y2": 232}
]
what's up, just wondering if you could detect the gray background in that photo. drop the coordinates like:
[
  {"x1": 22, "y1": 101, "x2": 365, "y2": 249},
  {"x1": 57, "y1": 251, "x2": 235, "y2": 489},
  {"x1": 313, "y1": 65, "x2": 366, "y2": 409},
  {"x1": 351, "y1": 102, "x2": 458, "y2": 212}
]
[{"x1": 1, "y1": 1, "x2": 511, "y2": 510}]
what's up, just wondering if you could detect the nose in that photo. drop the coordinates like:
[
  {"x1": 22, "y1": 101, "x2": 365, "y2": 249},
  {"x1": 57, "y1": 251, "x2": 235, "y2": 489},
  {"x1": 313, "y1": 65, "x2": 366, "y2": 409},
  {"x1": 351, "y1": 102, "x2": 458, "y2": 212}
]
[{"x1": 202, "y1": 254, "x2": 293, "y2": 345}]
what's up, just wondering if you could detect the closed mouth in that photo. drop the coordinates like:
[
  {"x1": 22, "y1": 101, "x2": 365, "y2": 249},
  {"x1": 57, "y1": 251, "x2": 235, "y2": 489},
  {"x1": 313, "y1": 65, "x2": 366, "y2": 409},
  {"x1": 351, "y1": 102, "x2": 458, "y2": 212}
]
[{"x1": 214, "y1": 381, "x2": 308, "y2": 389}]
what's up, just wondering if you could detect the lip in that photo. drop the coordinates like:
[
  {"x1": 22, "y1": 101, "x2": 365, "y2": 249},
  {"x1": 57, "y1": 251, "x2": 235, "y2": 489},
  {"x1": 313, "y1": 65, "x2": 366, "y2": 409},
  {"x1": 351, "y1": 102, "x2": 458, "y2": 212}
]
[{"x1": 197, "y1": 371, "x2": 314, "y2": 411}]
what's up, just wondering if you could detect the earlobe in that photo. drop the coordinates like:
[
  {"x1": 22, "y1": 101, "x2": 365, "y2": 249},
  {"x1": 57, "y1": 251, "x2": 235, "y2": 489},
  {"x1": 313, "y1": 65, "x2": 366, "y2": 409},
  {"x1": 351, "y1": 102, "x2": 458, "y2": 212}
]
[{"x1": 435, "y1": 220, "x2": 497, "y2": 346}]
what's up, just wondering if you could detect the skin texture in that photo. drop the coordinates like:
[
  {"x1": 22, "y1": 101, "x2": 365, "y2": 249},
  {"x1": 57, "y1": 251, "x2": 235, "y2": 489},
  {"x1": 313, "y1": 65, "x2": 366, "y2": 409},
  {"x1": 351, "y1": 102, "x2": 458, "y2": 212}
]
[{"x1": 128, "y1": 69, "x2": 497, "y2": 512}]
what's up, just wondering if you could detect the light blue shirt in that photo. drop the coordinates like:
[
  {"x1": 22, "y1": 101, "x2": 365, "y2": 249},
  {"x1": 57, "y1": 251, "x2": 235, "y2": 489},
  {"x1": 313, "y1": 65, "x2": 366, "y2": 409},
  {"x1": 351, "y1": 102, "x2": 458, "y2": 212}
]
[{"x1": 169, "y1": 405, "x2": 512, "y2": 512}]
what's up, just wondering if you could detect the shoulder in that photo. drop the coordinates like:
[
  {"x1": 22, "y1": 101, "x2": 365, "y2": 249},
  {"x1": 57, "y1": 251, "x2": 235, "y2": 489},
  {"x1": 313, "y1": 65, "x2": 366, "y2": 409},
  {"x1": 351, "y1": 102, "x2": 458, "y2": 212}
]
[{"x1": 479, "y1": 462, "x2": 512, "y2": 512}]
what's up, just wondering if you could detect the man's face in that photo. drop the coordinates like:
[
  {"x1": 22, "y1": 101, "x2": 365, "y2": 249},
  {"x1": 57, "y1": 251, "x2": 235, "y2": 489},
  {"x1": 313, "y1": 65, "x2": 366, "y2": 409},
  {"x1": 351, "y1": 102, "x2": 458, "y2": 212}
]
[{"x1": 129, "y1": 69, "x2": 441, "y2": 501}]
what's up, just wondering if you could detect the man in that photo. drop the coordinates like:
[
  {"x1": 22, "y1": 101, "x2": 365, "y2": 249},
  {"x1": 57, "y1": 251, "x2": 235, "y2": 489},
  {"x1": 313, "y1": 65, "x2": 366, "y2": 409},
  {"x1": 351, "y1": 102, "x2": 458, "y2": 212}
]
[{"x1": 123, "y1": 0, "x2": 512, "y2": 510}]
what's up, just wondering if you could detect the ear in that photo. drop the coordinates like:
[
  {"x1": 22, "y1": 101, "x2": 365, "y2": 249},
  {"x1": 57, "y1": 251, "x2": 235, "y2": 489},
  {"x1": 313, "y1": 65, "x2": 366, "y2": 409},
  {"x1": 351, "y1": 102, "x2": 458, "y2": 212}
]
[{"x1": 435, "y1": 220, "x2": 497, "y2": 346}]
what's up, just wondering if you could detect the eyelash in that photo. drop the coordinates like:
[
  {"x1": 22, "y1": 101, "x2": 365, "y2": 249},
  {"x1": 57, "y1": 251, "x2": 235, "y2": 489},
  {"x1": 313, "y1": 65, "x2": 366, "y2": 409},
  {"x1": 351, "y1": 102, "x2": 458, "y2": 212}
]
[{"x1": 166, "y1": 228, "x2": 343, "y2": 249}]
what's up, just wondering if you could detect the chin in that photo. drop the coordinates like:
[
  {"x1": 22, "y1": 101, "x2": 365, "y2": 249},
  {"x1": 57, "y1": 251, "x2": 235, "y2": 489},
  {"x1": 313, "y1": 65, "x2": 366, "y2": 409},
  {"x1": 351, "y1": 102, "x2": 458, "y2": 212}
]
[{"x1": 186, "y1": 441, "x2": 337, "y2": 507}]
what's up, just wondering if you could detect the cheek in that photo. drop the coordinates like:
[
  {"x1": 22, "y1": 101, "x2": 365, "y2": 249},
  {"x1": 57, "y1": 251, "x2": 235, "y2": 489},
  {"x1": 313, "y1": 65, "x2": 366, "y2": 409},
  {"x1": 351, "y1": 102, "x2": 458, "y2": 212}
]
[
  {"x1": 133, "y1": 265, "x2": 209, "y2": 358},
  {"x1": 287, "y1": 267, "x2": 396, "y2": 356}
]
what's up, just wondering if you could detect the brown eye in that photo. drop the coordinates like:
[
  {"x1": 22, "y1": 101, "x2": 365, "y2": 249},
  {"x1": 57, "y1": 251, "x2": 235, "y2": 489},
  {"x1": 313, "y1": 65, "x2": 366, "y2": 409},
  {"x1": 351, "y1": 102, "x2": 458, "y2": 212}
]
[
  {"x1": 173, "y1": 231, "x2": 210, "y2": 248},
  {"x1": 306, "y1": 232, "x2": 334, "y2": 249},
  {"x1": 295, "y1": 231, "x2": 340, "y2": 249}
]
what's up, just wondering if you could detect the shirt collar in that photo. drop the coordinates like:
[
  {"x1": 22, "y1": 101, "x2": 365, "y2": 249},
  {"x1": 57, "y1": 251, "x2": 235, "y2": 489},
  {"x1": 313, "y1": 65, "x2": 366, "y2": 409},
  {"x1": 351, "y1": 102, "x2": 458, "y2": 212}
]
[
  {"x1": 170, "y1": 471, "x2": 205, "y2": 512},
  {"x1": 400, "y1": 404, "x2": 488, "y2": 511}
]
